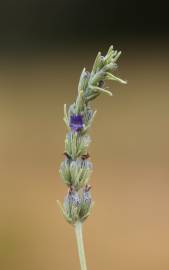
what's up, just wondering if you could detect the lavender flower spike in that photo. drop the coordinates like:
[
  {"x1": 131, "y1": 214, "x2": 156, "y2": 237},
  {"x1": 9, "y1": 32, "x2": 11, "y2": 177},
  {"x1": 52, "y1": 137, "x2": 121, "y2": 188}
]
[
  {"x1": 70, "y1": 114, "x2": 84, "y2": 132},
  {"x1": 57, "y1": 45, "x2": 127, "y2": 270}
]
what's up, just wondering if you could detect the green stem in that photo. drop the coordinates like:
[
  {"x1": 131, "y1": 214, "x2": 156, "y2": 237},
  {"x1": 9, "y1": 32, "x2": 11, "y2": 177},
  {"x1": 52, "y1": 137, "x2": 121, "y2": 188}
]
[{"x1": 74, "y1": 222, "x2": 88, "y2": 270}]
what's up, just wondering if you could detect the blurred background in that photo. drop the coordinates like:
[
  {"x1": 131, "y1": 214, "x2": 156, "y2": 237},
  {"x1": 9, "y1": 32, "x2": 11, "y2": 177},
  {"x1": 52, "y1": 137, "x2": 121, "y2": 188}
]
[{"x1": 0, "y1": 1, "x2": 169, "y2": 270}]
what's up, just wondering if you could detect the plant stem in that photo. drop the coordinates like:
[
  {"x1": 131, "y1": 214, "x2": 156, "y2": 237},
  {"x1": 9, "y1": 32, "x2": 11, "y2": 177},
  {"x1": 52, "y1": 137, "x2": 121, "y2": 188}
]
[{"x1": 74, "y1": 222, "x2": 88, "y2": 270}]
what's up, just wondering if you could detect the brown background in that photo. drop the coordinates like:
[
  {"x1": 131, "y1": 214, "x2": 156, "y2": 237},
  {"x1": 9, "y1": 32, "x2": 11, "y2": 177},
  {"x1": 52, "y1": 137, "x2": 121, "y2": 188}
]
[
  {"x1": 0, "y1": 1, "x2": 169, "y2": 269},
  {"x1": 1, "y1": 42, "x2": 169, "y2": 270}
]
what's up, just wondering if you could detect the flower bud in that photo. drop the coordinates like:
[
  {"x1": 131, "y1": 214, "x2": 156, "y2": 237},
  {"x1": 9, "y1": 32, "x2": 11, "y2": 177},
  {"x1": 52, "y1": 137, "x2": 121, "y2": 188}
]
[
  {"x1": 82, "y1": 106, "x2": 93, "y2": 125},
  {"x1": 78, "y1": 68, "x2": 90, "y2": 93},
  {"x1": 65, "y1": 132, "x2": 91, "y2": 159},
  {"x1": 60, "y1": 159, "x2": 92, "y2": 190},
  {"x1": 61, "y1": 188, "x2": 93, "y2": 224},
  {"x1": 59, "y1": 159, "x2": 71, "y2": 186},
  {"x1": 64, "y1": 190, "x2": 81, "y2": 224},
  {"x1": 79, "y1": 189, "x2": 92, "y2": 222}
]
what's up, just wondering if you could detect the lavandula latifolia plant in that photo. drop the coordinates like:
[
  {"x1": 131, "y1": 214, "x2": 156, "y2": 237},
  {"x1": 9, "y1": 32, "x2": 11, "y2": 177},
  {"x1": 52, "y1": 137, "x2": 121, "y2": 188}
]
[{"x1": 57, "y1": 45, "x2": 126, "y2": 270}]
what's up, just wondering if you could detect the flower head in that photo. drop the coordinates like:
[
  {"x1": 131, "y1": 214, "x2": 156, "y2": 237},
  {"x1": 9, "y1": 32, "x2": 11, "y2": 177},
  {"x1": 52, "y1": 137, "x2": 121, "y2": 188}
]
[
  {"x1": 59, "y1": 45, "x2": 126, "y2": 225},
  {"x1": 70, "y1": 114, "x2": 83, "y2": 132}
]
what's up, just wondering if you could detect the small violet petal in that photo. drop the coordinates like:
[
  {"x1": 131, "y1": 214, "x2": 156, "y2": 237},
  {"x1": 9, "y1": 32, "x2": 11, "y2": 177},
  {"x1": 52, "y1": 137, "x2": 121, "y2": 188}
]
[{"x1": 70, "y1": 114, "x2": 83, "y2": 132}]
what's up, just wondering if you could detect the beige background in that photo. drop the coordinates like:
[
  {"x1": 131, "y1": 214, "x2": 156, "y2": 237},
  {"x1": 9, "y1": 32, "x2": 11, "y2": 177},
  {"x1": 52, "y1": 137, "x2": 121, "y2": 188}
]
[{"x1": 0, "y1": 42, "x2": 169, "y2": 270}]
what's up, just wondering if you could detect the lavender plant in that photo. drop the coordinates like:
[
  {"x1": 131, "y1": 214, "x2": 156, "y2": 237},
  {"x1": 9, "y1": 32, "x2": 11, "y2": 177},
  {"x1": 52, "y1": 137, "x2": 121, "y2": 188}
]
[{"x1": 57, "y1": 45, "x2": 126, "y2": 270}]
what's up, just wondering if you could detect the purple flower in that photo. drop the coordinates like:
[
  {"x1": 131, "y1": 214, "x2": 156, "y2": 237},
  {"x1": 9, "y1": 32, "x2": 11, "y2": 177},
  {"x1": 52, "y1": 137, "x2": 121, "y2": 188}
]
[{"x1": 70, "y1": 114, "x2": 83, "y2": 132}]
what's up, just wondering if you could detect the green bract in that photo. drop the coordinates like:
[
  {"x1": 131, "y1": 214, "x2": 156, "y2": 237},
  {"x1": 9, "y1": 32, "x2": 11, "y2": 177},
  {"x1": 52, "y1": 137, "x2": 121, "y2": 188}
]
[
  {"x1": 65, "y1": 132, "x2": 91, "y2": 160},
  {"x1": 59, "y1": 159, "x2": 92, "y2": 190}
]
